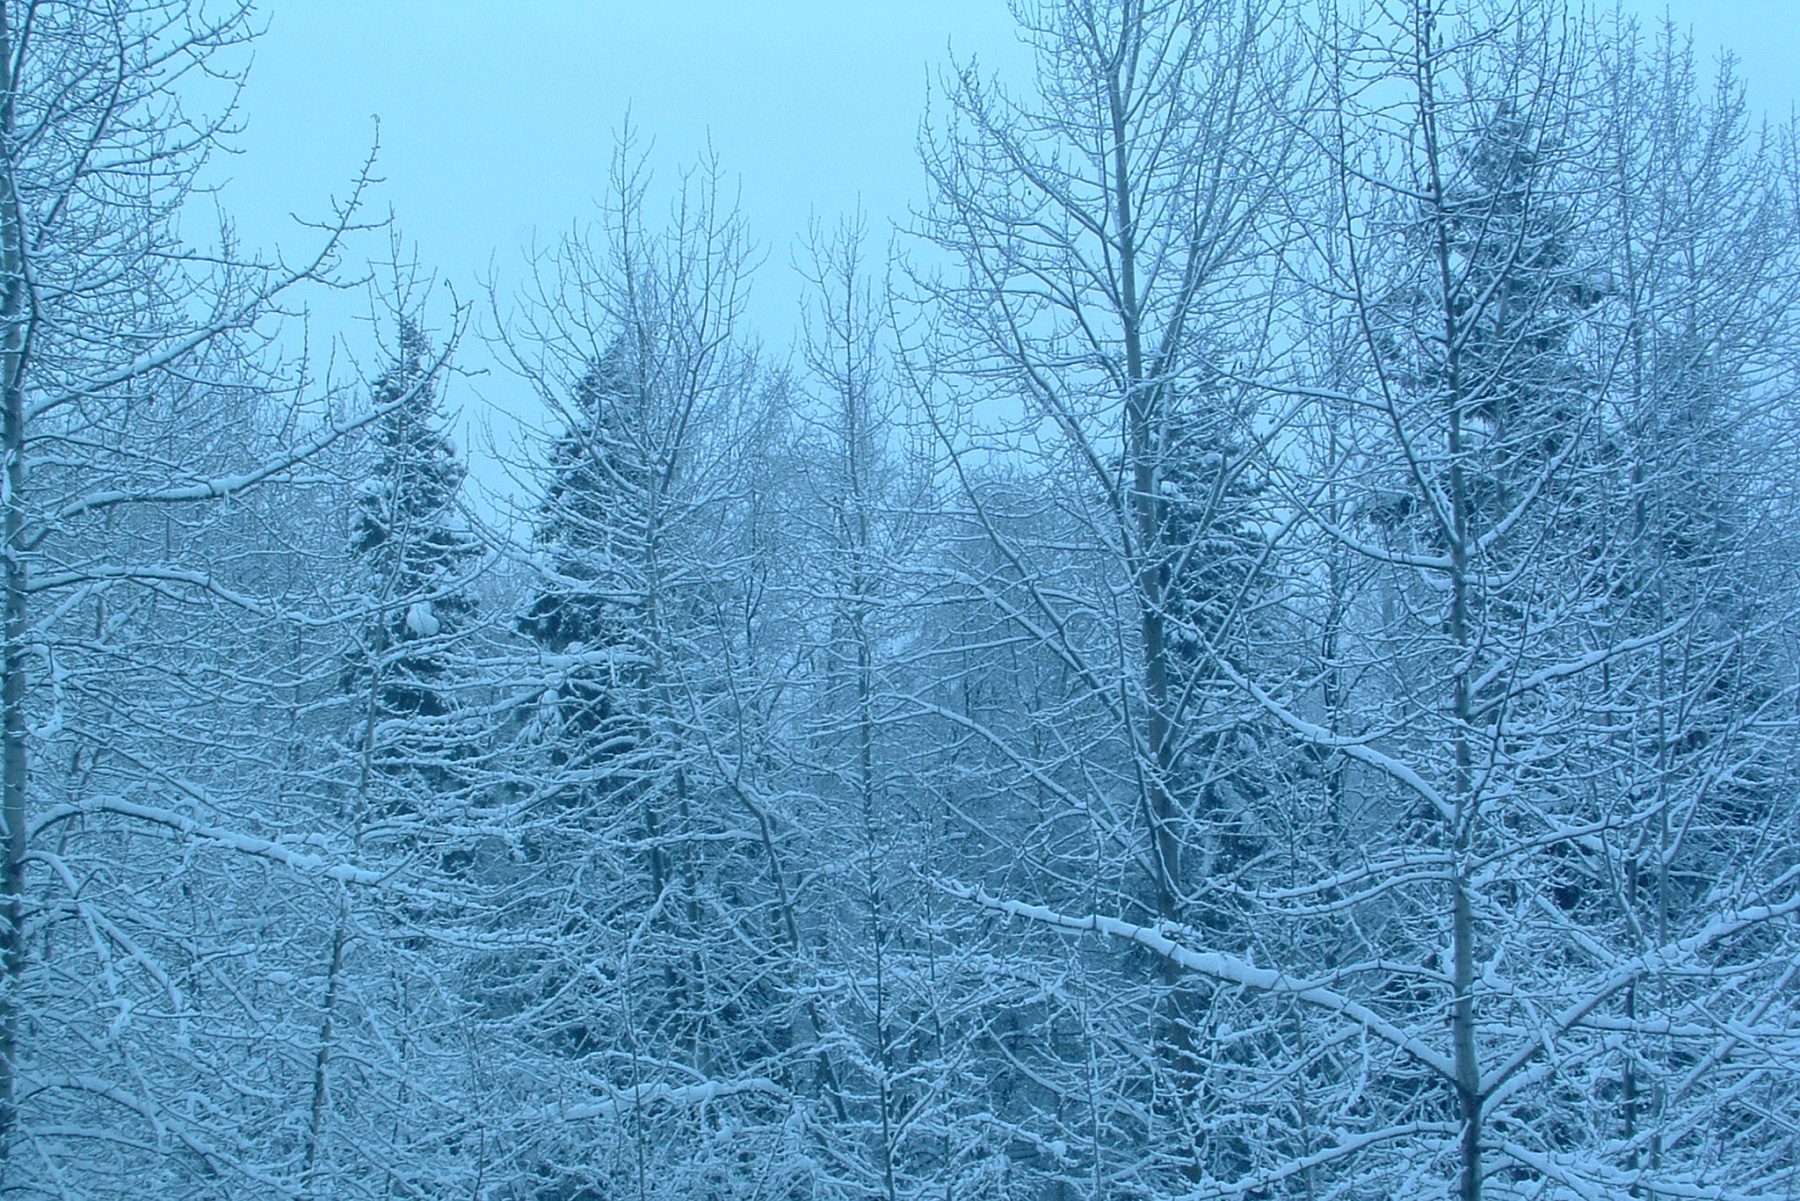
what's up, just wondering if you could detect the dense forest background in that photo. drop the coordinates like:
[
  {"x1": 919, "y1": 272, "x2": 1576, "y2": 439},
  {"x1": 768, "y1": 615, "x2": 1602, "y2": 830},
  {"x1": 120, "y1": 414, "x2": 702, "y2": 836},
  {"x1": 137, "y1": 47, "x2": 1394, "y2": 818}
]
[{"x1": 0, "y1": 1, "x2": 1796, "y2": 1199}]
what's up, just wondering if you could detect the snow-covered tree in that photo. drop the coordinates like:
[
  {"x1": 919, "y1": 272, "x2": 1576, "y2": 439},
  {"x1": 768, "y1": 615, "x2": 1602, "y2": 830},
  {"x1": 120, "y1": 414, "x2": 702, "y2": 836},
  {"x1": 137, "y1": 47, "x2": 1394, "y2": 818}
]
[
  {"x1": 0, "y1": 2, "x2": 397, "y2": 1194},
  {"x1": 952, "y1": 3, "x2": 1800, "y2": 1200},
  {"x1": 913, "y1": 0, "x2": 1306, "y2": 1188},
  {"x1": 345, "y1": 313, "x2": 480, "y2": 787},
  {"x1": 785, "y1": 214, "x2": 963, "y2": 1199},
  {"x1": 484, "y1": 131, "x2": 811, "y2": 1199}
]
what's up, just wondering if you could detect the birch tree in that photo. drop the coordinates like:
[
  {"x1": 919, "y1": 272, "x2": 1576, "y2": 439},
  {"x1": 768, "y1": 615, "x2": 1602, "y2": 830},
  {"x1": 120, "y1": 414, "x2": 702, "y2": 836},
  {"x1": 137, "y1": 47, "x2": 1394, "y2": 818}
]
[
  {"x1": 488, "y1": 133, "x2": 808, "y2": 1200},
  {"x1": 914, "y1": 0, "x2": 1305, "y2": 1188},
  {"x1": 1577, "y1": 19, "x2": 1800, "y2": 1189},
  {"x1": 1274, "y1": 8, "x2": 1800, "y2": 1194},
  {"x1": 0, "y1": 2, "x2": 423, "y2": 1193},
  {"x1": 788, "y1": 214, "x2": 968, "y2": 1199},
  {"x1": 952, "y1": 3, "x2": 1799, "y2": 1199}
]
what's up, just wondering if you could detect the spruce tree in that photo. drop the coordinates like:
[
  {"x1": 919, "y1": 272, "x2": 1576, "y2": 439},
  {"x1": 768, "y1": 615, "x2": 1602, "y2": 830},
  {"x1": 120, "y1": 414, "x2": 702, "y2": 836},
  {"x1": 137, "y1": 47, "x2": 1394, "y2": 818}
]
[
  {"x1": 518, "y1": 338, "x2": 654, "y2": 814},
  {"x1": 345, "y1": 317, "x2": 478, "y2": 788}
]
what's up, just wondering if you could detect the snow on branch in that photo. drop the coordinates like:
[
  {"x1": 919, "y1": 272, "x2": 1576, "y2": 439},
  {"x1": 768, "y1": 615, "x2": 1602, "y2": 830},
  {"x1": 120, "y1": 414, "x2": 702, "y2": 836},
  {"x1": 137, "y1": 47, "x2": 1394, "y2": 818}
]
[
  {"x1": 951, "y1": 884, "x2": 1459, "y2": 1081},
  {"x1": 1483, "y1": 864, "x2": 1800, "y2": 1105},
  {"x1": 30, "y1": 796, "x2": 392, "y2": 888},
  {"x1": 527, "y1": 1077, "x2": 784, "y2": 1123},
  {"x1": 28, "y1": 355, "x2": 447, "y2": 547},
  {"x1": 1179, "y1": 1121, "x2": 1463, "y2": 1201},
  {"x1": 1210, "y1": 654, "x2": 1454, "y2": 822}
]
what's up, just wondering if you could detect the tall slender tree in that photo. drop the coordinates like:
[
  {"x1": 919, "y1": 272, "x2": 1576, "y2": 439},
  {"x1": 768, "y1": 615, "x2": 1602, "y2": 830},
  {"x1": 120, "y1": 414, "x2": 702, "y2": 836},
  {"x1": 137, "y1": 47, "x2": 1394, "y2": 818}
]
[
  {"x1": 0, "y1": 2, "x2": 392, "y2": 1194},
  {"x1": 346, "y1": 312, "x2": 480, "y2": 790},
  {"x1": 914, "y1": 0, "x2": 1304, "y2": 1188},
  {"x1": 487, "y1": 131, "x2": 808, "y2": 1199},
  {"x1": 958, "y1": 4, "x2": 1800, "y2": 1200}
]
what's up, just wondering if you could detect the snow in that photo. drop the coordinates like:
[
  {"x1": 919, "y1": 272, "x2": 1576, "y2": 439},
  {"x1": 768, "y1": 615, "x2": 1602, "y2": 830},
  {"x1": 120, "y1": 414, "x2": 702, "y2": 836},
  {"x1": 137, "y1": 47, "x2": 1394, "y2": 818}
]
[{"x1": 403, "y1": 599, "x2": 441, "y2": 637}]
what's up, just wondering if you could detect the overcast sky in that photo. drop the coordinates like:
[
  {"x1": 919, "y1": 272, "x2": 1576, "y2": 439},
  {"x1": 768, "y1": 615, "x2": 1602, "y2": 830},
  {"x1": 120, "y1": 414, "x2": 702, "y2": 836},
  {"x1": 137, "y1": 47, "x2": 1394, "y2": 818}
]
[
  {"x1": 213, "y1": 1, "x2": 1800, "y2": 432},
  {"x1": 220, "y1": 3, "x2": 1023, "y2": 387}
]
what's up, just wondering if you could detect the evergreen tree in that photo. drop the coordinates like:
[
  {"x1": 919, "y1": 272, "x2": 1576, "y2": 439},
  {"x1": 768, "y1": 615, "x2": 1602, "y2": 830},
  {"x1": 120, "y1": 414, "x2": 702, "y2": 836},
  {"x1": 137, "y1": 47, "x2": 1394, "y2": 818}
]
[
  {"x1": 1154, "y1": 377, "x2": 1283, "y2": 939},
  {"x1": 518, "y1": 339, "x2": 653, "y2": 813},
  {"x1": 345, "y1": 318, "x2": 479, "y2": 787}
]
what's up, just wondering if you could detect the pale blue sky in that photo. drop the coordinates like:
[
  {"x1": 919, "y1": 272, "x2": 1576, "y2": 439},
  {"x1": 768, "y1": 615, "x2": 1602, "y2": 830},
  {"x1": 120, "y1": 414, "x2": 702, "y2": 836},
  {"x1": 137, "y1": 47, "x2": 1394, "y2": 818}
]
[
  {"x1": 212, "y1": 1, "x2": 1800, "y2": 429},
  {"x1": 221, "y1": 3, "x2": 1024, "y2": 368}
]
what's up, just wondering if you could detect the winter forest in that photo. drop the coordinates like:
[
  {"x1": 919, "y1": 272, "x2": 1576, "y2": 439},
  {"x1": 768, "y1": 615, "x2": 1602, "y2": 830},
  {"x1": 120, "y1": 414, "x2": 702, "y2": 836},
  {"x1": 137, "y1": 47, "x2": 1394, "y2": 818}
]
[{"x1": 1, "y1": 0, "x2": 1798, "y2": 1198}]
